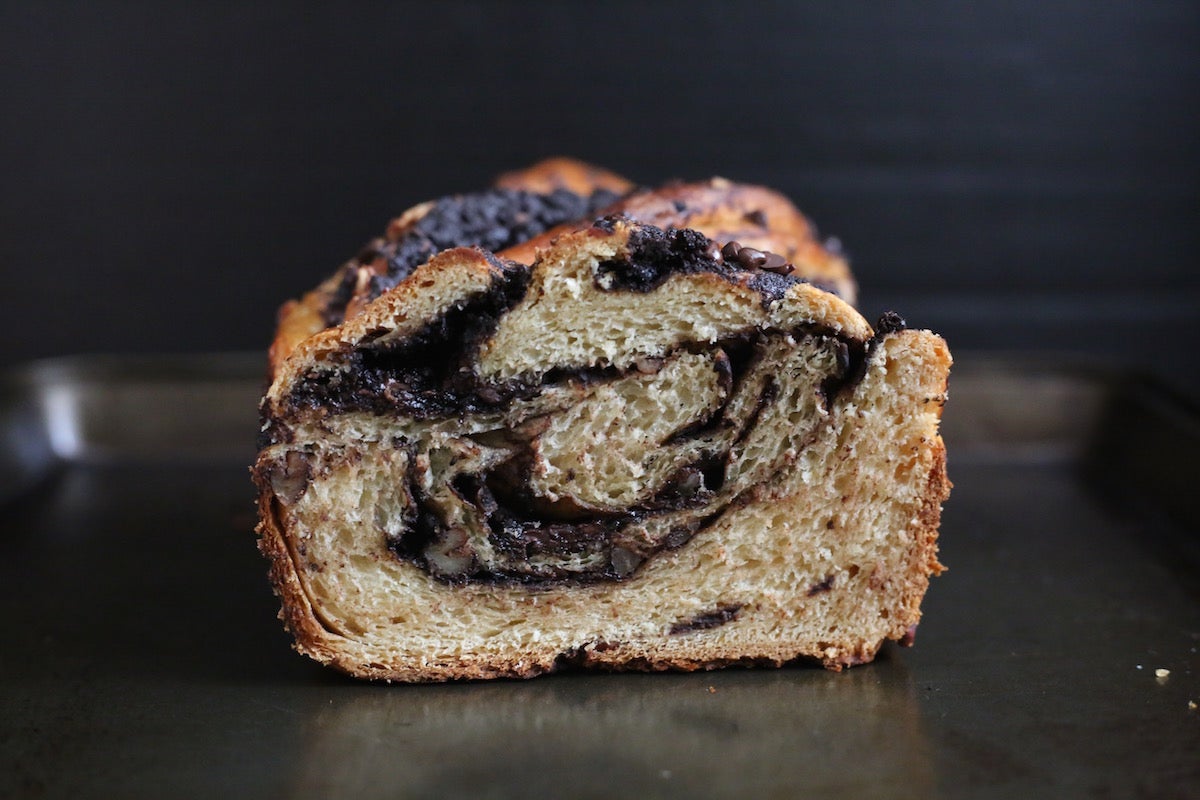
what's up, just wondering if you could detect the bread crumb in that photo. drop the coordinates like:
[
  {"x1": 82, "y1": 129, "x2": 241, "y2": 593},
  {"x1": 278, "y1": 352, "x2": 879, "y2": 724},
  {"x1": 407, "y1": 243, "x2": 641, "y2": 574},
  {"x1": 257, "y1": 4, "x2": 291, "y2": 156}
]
[
  {"x1": 1188, "y1": 700, "x2": 1197, "y2": 711},
  {"x1": 707, "y1": 685, "x2": 717, "y2": 694},
  {"x1": 1155, "y1": 668, "x2": 1170, "y2": 681}
]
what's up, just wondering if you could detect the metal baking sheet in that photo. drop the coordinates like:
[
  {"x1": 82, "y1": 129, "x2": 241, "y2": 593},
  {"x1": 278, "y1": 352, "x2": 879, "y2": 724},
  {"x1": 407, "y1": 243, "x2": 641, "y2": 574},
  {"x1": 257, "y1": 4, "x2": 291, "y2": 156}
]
[{"x1": 2, "y1": 353, "x2": 1197, "y2": 798}]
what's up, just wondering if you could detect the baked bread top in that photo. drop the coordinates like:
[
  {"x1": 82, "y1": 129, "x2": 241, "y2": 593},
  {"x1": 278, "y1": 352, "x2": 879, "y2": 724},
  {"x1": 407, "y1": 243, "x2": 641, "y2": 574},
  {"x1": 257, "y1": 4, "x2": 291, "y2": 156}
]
[
  {"x1": 268, "y1": 160, "x2": 856, "y2": 376},
  {"x1": 502, "y1": 178, "x2": 855, "y2": 304},
  {"x1": 493, "y1": 156, "x2": 634, "y2": 196},
  {"x1": 263, "y1": 217, "x2": 870, "y2": 420}
]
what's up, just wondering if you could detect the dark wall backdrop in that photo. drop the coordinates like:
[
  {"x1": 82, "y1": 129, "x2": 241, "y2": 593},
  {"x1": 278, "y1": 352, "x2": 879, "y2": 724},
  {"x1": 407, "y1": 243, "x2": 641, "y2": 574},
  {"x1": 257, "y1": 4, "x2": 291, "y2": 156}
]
[{"x1": 2, "y1": 2, "x2": 1197, "y2": 385}]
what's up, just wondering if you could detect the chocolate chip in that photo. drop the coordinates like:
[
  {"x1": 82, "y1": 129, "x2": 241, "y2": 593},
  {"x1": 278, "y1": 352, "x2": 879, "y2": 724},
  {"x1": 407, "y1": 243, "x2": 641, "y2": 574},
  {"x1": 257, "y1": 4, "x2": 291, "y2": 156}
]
[
  {"x1": 736, "y1": 246, "x2": 768, "y2": 269},
  {"x1": 611, "y1": 547, "x2": 643, "y2": 577},
  {"x1": 382, "y1": 380, "x2": 410, "y2": 403},
  {"x1": 476, "y1": 385, "x2": 502, "y2": 404},
  {"x1": 761, "y1": 252, "x2": 794, "y2": 275},
  {"x1": 705, "y1": 239, "x2": 724, "y2": 263},
  {"x1": 664, "y1": 527, "x2": 693, "y2": 549},
  {"x1": 722, "y1": 239, "x2": 796, "y2": 276}
]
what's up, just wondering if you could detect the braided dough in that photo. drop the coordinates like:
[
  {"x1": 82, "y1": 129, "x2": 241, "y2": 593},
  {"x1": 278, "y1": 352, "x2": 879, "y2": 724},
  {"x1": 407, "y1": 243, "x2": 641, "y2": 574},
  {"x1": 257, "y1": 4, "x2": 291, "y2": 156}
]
[{"x1": 254, "y1": 203, "x2": 949, "y2": 682}]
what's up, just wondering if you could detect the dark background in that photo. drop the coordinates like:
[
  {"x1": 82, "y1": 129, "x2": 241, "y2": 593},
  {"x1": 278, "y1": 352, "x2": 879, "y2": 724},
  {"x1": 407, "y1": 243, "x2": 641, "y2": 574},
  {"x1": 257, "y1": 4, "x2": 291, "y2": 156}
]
[{"x1": 2, "y1": 2, "x2": 1197, "y2": 391}]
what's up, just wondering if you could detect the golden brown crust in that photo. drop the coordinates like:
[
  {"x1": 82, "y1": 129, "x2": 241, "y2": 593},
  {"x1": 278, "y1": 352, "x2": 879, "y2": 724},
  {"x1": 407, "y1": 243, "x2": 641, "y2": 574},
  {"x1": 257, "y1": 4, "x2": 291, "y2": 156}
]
[
  {"x1": 493, "y1": 156, "x2": 635, "y2": 196},
  {"x1": 503, "y1": 178, "x2": 856, "y2": 304},
  {"x1": 268, "y1": 297, "x2": 330, "y2": 380},
  {"x1": 323, "y1": 180, "x2": 858, "y2": 365},
  {"x1": 266, "y1": 164, "x2": 857, "y2": 380}
]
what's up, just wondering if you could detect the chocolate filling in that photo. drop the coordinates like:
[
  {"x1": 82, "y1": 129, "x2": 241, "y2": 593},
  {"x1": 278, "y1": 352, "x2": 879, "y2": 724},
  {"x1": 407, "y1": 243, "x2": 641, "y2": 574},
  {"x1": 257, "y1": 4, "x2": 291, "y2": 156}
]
[
  {"x1": 806, "y1": 574, "x2": 836, "y2": 596},
  {"x1": 273, "y1": 225, "x2": 909, "y2": 585},
  {"x1": 595, "y1": 224, "x2": 843, "y2": 301},
  {"x1": 320, "y1": 188, "x2": 621, "y2": 326},
  {"x1": 280, "y1": 317, "x2": 902, "y2": 584},
  {"x1": 595, "y1": 225, "x2": 738, "y2": 292},
  {"x1": 670, "y1": 604, "x2": 744, "y2": 634},
  {"x1": 371, "y1": 326, "x2": 872, "y2": 586},
  {"x1": 288, "y1": 261, "x2": 533, "y2": 420},
  {"x1": 820, "y1": 312, "x2": 908, "y2": 404}
]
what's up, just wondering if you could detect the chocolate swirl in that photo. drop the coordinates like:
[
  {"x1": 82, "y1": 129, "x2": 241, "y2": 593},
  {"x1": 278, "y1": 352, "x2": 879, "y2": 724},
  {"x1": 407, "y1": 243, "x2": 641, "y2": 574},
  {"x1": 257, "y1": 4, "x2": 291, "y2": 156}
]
[
  {"x1": 322, "y1": 187, "x2": 621, "y2": 326},
  {"x1": 270, "y1": 221, "x2": 898, "y2": 585}
]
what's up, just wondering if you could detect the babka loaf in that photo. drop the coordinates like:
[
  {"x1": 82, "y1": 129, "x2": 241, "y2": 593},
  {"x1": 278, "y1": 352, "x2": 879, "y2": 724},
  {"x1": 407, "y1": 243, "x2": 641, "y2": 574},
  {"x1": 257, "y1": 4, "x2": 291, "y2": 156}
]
[
  {"x1": 269, "y1": 160, "x2": 855, "y2": 375},
  {"x1": 254, "y1": 212, "x2": 951, "y2": 682}
]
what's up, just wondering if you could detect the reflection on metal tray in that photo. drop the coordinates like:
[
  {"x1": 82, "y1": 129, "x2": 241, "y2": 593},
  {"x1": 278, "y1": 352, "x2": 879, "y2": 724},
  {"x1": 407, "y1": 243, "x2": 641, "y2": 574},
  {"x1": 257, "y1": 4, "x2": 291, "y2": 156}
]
[
  {"x1": 0, "y1": 353, "x2": 264, "y2": 504},
  {"x1": 1, "y1": 352, "x2": 1197, "y2": 798}
]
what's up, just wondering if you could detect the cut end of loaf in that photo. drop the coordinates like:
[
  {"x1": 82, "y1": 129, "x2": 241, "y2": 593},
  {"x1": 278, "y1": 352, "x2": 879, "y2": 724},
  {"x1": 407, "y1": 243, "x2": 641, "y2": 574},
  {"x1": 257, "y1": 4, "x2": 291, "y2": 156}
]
[{"x1": 254, "y1": 216, "x2": 950, "y2": 682}]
